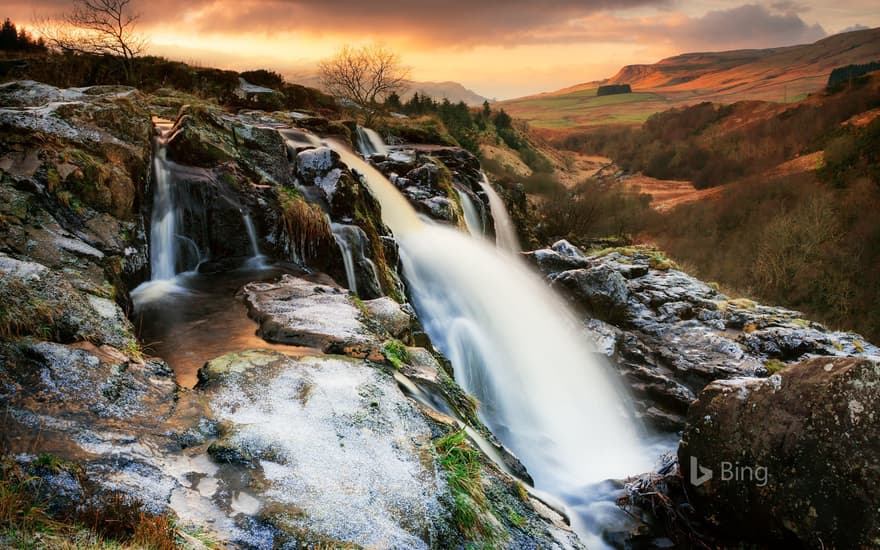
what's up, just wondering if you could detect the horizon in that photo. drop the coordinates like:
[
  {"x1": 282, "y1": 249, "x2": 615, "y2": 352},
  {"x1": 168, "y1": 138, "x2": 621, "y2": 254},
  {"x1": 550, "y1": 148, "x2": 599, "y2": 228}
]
[{"x1": 7, "y1": 1, "x2": 880, "y2": 99}]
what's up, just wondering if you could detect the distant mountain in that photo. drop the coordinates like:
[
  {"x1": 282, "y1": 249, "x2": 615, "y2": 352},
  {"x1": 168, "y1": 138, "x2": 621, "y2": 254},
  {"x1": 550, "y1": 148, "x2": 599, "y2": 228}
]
[
  {"x1": 502, "y1": 27, "x2": 880, "y2": 133},
  {"x1": 285, "y1": 71, "x2": 488, "y2": 106},
  {"x1": 398, "y1": 81, "x2": 489, "y2": 106}
]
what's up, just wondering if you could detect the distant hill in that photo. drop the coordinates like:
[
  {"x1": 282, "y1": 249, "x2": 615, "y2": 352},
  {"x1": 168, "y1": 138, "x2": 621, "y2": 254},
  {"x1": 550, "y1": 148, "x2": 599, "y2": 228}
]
[
  {"x1": 286, "y1": 71, "x2": 488, "y2": 106},
  {"x1": 502, "y1": 27, "x2": 880, "y2": 134},
  {"x1": 398, "y1": 81, "x2": 489, "y2": 106}
]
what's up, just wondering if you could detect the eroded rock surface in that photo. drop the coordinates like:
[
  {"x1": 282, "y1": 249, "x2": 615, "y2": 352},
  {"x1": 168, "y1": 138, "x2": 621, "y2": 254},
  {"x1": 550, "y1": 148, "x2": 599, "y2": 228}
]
[
  {"x1": 679, "y1": 356, "x2": 880, "y2": 548},
  {"x1": 527, "y1": 241, "x2": 879, "y2": 430}
]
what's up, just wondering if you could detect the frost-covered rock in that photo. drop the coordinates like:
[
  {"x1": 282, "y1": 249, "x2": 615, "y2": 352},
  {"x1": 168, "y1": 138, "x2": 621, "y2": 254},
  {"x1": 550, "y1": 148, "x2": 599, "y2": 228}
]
[
  {"x1": 240, "y1": 274, "x2": 383, "y2": 356},
  {"x1": 198, "y1": 351, "x2": 446, "y2": 548},
  {"x1": 679, "y1": 356, "x2": 880, "y2": 548}
]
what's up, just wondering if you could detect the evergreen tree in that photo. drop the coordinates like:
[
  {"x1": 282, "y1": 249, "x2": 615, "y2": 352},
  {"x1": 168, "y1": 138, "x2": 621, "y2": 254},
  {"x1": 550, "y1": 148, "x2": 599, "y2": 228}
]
[
  {"x1": 385, "y1": 91, "x2": 402, "y2": 111},
  {"x1": 0, "y1": 18, "x2": 18, "y2": 50}
]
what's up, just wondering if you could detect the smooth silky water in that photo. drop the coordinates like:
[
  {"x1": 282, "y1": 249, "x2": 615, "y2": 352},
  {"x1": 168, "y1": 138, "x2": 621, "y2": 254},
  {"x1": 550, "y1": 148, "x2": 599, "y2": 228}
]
[{"x1": 330, "y1": 138, "x2": 668, "y2": 548}]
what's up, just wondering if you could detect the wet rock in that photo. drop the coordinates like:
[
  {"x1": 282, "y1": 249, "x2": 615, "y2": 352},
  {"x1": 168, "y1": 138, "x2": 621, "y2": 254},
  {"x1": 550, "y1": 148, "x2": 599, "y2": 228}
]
[
  {"x1": 240, "y1": 274, "x2": 383, "y2": 356},
  {"x1": 166, "y1": 105, "x2": 236, "y2": 167},
  {"x1": 0, "y1": 340, "x2": 182, "y2": 513},
  {"x1": 363, "y1": 296, "x2": 413, "y2": 339},
  {"x1": 552, "y1": 265, "x2": 630, "y2": 323},
  {"x1": 531, "y1": 242, "x2": 879, "y2": 432},
  {"x1": 0, "y1": 254, "x2": 137, "y2": 348},
  {"x1": 679, "y1": 356, "x2": 880, "y2": 548}
]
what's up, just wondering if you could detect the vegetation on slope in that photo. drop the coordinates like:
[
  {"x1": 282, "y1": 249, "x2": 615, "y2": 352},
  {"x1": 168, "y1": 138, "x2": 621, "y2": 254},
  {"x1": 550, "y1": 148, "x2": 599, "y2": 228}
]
[
  {"x1": 556, "y1": 73, "x2": 880, "y2": 189},
  {"x1": 530, "y1": 75, "x2": 880, "y2": 342}
]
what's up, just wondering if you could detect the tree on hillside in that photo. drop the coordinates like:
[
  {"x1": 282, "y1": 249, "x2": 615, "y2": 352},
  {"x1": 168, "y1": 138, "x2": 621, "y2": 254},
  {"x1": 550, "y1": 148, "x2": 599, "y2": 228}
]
[
  {"x1": 319, "y1": 44, "x2": 409, "y2": 125},
  {"x1": 0, "y1": 18, "x2": 46, "y2": 51},
  {"x1": 38, "y1": 0, "x2": 145, "y2": 82}
]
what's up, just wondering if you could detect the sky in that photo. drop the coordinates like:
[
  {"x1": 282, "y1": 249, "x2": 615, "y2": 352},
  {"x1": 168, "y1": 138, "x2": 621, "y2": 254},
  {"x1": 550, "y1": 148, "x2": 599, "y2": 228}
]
[{"x1": 8, "y1": 0, "x2": 879, "y2": 99}]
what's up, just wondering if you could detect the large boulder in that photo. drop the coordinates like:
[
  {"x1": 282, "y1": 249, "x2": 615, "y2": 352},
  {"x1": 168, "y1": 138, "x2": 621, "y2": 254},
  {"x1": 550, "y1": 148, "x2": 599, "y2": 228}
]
[{"x1": 679, "y1": 356, "x2": 880, "y2": 548}]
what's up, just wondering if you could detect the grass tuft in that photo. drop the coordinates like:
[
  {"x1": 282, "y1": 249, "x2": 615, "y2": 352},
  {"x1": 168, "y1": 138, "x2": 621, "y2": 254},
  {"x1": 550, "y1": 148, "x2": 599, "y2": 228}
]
[{"x1": 435, "y1": 430, "x2": 494, "y2": 540}]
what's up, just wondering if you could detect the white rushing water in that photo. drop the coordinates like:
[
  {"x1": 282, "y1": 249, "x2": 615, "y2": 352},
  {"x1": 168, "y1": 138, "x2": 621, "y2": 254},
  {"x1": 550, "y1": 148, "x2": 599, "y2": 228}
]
[
  {"x1": 242, "y1": 211, "x2": 269, "y2": 270},
  {"x1": 149, "y1": 121, "x2": 177, "y2": 280},
  {"x1": 355, "y1": 126, "x2": 389, "y2": 157},
  {"x1": 327, "y1": 137, "x2": 654, "y2": 546},
  {"x1": 456, "y1": 188, "x2": 484, "y2": 237},
  {"x1": 478, "y1": 172, "x2": 521, "y2": 254}
]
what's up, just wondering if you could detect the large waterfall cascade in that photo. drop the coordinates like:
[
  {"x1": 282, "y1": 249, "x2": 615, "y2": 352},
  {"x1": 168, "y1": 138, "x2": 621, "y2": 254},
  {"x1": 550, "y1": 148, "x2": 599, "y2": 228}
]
[
  {"x1": 326, "y1": 134, "x2": 655, "y2": 545},
  {"x1": 136, "y1": 121, "x2": 659, "y2": 546}
]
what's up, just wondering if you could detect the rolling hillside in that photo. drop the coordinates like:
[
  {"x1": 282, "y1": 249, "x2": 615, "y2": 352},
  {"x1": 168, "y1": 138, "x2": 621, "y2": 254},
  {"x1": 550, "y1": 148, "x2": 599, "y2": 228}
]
[{"x1": 503, "y1": 27, "x2": 880, "y2": 134}]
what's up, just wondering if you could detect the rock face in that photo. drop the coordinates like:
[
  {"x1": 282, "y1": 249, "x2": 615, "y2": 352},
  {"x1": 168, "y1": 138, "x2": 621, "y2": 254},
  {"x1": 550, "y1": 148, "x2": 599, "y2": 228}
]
[
  {"x1": 527, "y1": 241, "x2": 879, "y2": 430},
  {"x1": 240, "y1": 274, "x2": 384, "y2": 356},
  {"x1": 197, "y1": 350, "x2": 446, "y2": 548},
  {"x1": 371, "y1": 145, "x2": 489, "y2": 230},
  {"x1": 679, "y1": 356, "x2": 880, "y2": 548}
]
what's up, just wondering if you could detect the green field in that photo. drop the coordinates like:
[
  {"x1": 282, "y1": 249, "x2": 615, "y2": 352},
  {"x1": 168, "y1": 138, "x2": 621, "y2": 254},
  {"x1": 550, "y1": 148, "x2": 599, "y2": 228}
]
[{"x1": 502, "y1": 89, "x2": 675, "y2": 131}]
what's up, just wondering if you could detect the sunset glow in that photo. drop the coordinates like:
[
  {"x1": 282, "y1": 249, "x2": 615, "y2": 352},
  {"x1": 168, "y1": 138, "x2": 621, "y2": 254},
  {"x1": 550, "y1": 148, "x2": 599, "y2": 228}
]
[{"x1": 9, "y1": 0, "x2": 880, "y2": 98}]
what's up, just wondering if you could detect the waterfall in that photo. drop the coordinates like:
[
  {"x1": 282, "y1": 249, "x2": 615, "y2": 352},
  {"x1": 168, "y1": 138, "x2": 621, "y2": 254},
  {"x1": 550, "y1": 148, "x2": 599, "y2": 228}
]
[
  {"x1": 326, "y1": 140, "x2": 653, "y2": 544},
  {"x1": 242, "y1": 211, "x2": 268, "y2": 270},
  {"x1": 355, "y1": 126, "x2": 389, "y2": 157},
  {"x1": 479, "y1": 173, "x2": 521, "y2": 254},
  {"x1": 329, "y1": 222, "x2": 381, "y2": 296},
  {"x1": 149, "y1": 121, "x2": 177, "y2": 280},
  {"x1": 456, "y1": 188, "x2": 484, "y2": 236}
]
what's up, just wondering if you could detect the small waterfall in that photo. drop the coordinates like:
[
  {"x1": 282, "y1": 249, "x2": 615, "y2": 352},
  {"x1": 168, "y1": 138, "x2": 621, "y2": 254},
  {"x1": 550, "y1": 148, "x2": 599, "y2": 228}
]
[
  {"x1": 326, "y1": 139, "x2": 653, "y2": 545},
  {"x1": 149, "y1": 121, "x2": 178, "y2": 280},
  {"x1": 333, "y1": 227, "x2": 359, "y2": 294},
  {"x1": 330, "y1": 222, "x2": 382, "y2": 297},
  {"x1": 479, "y1": 173, "x2": 521, "y2": 254},
  {"x1": 355, "y1": 126, "x2": 389, "y2": 157},
  {"x1": 242, "y1": 211, "x2": 269, "y2": 269},
  {"x1": 456, "y1": 188, "x2": 484, "y2": 236}
]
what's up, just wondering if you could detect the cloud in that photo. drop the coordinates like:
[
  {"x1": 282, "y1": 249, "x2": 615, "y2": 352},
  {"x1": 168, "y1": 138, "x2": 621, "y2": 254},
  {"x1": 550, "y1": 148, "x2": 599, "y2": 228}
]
[
  {"x1": 838, "y1": 24, "x2": 870, "y2": 33},
  {"x1": 163, "y1": 0, "x2": 671, "y2": 46},
  {"x1": 128, "y1": 0, "x2": 673, "y2": 46},
  {"x1": 673, "y1": 4, "x2": 826, "y2": 49}
]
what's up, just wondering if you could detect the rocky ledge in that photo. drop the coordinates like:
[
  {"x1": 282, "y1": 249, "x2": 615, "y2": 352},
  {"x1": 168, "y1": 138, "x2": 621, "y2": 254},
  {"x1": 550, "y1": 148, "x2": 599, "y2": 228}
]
[{"x1": 526, "y1": 240, "x2": 879, "y2": 431}]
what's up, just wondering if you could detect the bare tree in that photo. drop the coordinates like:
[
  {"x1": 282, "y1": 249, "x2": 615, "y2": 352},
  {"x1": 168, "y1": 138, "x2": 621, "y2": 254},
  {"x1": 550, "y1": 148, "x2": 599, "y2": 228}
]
[
  {"x1": 38, "y1": 0, "x2": 145, "y2": 82},
  {"x1": 319, "y1": 44, "x2": 409, "y2": 125}
]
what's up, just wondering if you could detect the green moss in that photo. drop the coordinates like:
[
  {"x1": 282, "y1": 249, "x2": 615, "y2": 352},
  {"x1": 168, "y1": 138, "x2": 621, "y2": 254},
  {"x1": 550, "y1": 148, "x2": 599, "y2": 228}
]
[
  {"x1": 590, "y1": 244, "x2": 677, "y2": 270},
  {"x1": 507, "y1": 508, "x2": 526, "y2": 527},
  {"x1": 765, "y1": 358, "x2": 786, "y2": 375},
  {"x1": 381, "y1": 339, "x2": 409, "y2": 370}
]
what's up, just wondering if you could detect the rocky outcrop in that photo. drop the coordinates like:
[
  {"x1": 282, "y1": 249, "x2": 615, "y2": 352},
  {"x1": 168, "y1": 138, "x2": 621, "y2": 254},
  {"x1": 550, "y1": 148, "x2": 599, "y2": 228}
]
[
  {"x1": 527, "y1": 241, "x2": 879, "y2": 430},
  {"x1": 370, "y1": 145, "x2": 487, "y2": 229},
  {"x1": 679, "y1": 356, "x2": 880, "y2": 548},
  {"x1": 239, "y1": 274, "x2": 385, "y2": 357}
]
